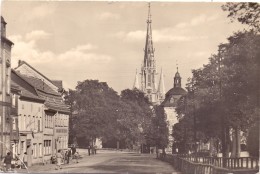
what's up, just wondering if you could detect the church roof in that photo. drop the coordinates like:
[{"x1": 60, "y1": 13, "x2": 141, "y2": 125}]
[
  {"x1": 175, "y1": 71, "x2": 181, "y2": 78},
  {"x1": 161, "y1": 87, "x2": 187, "y2": 107},
  {"x1": 165, "y1": 87, "x2": 187, "y2": 97}
]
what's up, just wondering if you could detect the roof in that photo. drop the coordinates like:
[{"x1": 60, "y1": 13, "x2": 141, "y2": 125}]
[
  {"x1": 16, "y1": 60, "x2": 57, "y2": 89},
  {"x1": 1, "y1": 16, "x2": 6, "y2": 25},
  {"x1": 21, "y1": 75, "x2": 60, "y2": 96},
  {"x1": 37, "y1": 90, "x2": 70, "y2": 113},
  {"x1": 14, "y1": 62, "x2": 70, "y2": 114},
  {"x1": 20, "y1": 76, "x2": 70, "y2": 113},
  {"x1": 175, "y1": 72, "x2": 181, "y2": 78},
  {"x1": 161, "y1": 87, "x2": 187, "y2": 107},
  {"x1": 51, "y1": 80, "x2": 63, "y2": 90},
  {"x1": 165, "y1": 87, "x2": 187, "y2": 97},
  {"x1": 11, "y1": 70, "x2": 45, "y2": 102}
]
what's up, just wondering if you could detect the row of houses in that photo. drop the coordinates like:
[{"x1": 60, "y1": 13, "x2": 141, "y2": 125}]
[{"x1": 1, "y1": 16, "x2": 70, "y2": 166}]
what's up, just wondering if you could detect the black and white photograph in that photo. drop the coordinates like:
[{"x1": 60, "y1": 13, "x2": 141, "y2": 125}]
[{"x1": 0, "y1": 1, "x2": 259, "y2": 173}]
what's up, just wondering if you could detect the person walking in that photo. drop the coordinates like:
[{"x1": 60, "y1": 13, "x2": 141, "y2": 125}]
[
  {"x1": 22, "y1": 152, "x2": 28, "y2": 169},
  {"x1": 3, "y1": 152, "x2": 12, "y2": 171},
  {"x1": 71, "y1": 145, "x2": 79, "y2": 163},
  {"x1": 55, "y1": 150, "x2": 63, "y2": 170},
  {"x1": 67, "y1": 148, "x2": 71, "y2": 164},
  {"x1": 15, "y1": 154, "x2": 22, "y2": 169},
  {"x1": 94, "y1": 145, "x2": 97, "y2": 155},
  {"x1": 87, "y1": 146, "x2": 91, "y2": 156}
]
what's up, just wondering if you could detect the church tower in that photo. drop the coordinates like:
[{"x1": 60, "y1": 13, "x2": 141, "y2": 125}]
[
  {"x1": 174, "y1": 67, "x2": 181, "y2": 88},
  {"x1": 140, "y1": 3, "x2": 164, "y2": 104}
]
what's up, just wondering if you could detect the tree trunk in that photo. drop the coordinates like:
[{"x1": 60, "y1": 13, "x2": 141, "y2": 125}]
[
  {"x1": 156, "y1": 146, "x2": 159, "y2": 158},
  {"x1": 116, "y1": 141, "x2": 119, "y2": 150},
  {"x1": 209, "y1": 138, "x2": 213, "y2": 156},
  {"x1": 225, "y1": 127, "x2": 231, "y2": 158},
  {"x1": 235, "y1": 128, "x2": 241, "y2": 157},
  {"x1": 231, "y1": 127, "x2": 241, "y2": 158}
]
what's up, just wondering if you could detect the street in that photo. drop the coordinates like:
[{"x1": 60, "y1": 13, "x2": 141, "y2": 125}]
[{"x1": 16, "y1": 149, "x2": 180, "y2": 173}]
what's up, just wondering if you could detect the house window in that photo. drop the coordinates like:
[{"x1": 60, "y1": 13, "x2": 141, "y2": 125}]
[
  {"x1": 39, "y1": 143, "x2": 42, "y2": 157},
  {"x1": 20, "y1": 141, "x2": 24, "y2": 154},
  {"x1": 12, "y1": 94, "x2": 16, "y2": 107},
  {"x1": 38, "y1": 120, "x2": 41, "y2": 132},
  {"x1": 33, "y1": 144, "x2": 37, "y2": 158},
  {"x1": 44, "y1": 140, "x2": 51, "y2": 155},
  {"x1": 12, "y1": 118, "x2": 16, "y2": 130}
]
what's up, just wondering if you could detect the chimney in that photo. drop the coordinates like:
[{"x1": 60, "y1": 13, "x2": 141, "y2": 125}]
[{"x1": 18, "y1": 60, "x2": 22, "y2": 66}]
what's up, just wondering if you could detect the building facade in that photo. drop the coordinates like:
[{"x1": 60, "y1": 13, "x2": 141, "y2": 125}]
[
  {"x1": 161, "y1": 68, "x2": 187, "y2": 153},
  {"x1": 11, "y1": 70, "x2": 45, "y2": 166},
  {"x1": 10, "y1": 83, "x2": 20, "y2": 158},
  {"x1": 133, "y1": 4, "x2": 165, "y2": 105},
  {"x1": 0, "y1": 16, "x2": 14, "y2": 159},
  {"x1": 14, "y1": 61, "x2": 70, "y2": 164}
]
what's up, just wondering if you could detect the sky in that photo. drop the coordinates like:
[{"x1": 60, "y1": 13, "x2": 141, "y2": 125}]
[{"x1": 1, "y1": 1, "x2": 246, "y2": 94}]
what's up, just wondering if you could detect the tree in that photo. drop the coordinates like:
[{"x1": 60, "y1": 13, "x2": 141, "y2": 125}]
[
  {"x1": 222, "y1": 2, "x2": 260, "y2": 32},
  {"x1": 120, "y1": 88, "x2": 153, "y2": 149},
  {"x1": 66, "y1": 80, "x2": 120, "y2": 147},
  {"x1": 145, "y1": 105, "x2": 169, "y2": 156},
  {"x1": 174, "y1": 31, "x2": 260, "y2": 158}
]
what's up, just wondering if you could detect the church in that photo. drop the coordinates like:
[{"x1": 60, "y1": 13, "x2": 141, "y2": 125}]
[
  {"x1": 133, "y1": 4, "x2": 187, "y2": 153},
  {"x1": 133, "y1": 4, "x2": 165, "y2": 105},
  {"x1": 161, "y1": 68, "x2": 187, "y2": 153}
]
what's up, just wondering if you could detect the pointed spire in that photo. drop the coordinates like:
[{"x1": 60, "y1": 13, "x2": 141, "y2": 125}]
[
  {"x1": 147, "y1": 2, "x2": 152, "y2": 24},
  {"x1": 143, "y1": 2, "x2": 154, "y2": 68},
  {"x1": 176, "y1": 59, "x2": 179, "y2": 72},
  {"x1": 133, "y1": 69, "x2": 139, "y2": 89},
  {"x1": 158, "y1": 68, "x2": 165, "y2": 99}
]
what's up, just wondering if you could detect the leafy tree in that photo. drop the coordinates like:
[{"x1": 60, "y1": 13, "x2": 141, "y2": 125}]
[
  {"x1": 175, "y1": 31, "x2": 260, "y2": 158},
  {"x1": 222, "y1": 2, "x2": 260, "y2": 32},
  {"x1": 120, "y1": 88, "x2": 153, "y2": 149},
  {"x1": 145, "y1": 105, "x2": 169, "y2": 156},
  {"x1": 66, "y1": 80, "x2": 120, "y2": 147}
]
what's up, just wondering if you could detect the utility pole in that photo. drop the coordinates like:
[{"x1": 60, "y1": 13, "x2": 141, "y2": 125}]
[{"x1": 218, "y1": 46, "x2": 227, "y2": 167}]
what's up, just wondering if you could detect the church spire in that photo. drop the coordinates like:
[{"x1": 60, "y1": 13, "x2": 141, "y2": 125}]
[
  {"x1": 133, "y1": 69, "x2": 139, "y2": 89},
  {"x1": 143, "y1": 2, "x2": 155, "y2": 69},
  {"x1": 139, "y1": 3, "x2": 159, "y2": 104},
  {"x1": 157, "y1": 68, "x2": 165, "y2": 100}
]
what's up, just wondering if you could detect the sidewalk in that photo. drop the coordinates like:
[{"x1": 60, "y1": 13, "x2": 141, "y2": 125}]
[
  {"x1": 15, "y1": 148, "x2": 90, "y2": 173},
  {"x1": 10, "y1": 149, "x2": 144, "y2": 173}
]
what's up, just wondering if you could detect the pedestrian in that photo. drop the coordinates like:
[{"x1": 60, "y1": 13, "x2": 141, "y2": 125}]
[
  {"x1": 71, "y1": 145, "x2": 79, "y2": 163},
  {"x1": 55, "y1": 150, "x2": 63, "y2": 170},
  {"x1": 74, "y1": 152, "x2": 79, "y2": 163},
  {"x1": 71, "y1": 144, "x2": 76, "y2": 156},
  {"x1": 15, "y1": 154, "x2": 22, "y2": 169},
  {"x1": 87, "y1": 146, "x2": 91, "y2": 156},
  {"x1": 94, "y1": 145, "x2": 97, "y2": 154},
  {"x1": 64, "y1": 151, "x2": 68, "y2": 163},
  {"x1": 67, "y1": 148, "x2": 71, "y2": 164},
  {"x1": 22, "y1": 152, "x2": 28, "y2": 169},
  {"x1": 3, "y1": 152, "x2": 12, "y2": 171}
]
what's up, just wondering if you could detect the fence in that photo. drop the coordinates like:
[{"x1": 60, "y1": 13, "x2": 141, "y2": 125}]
[{"x1": 159, "y1": 154, "x2": 259, "y2": 174}]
